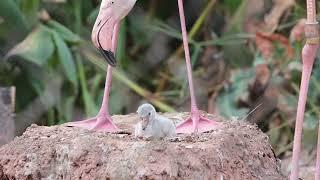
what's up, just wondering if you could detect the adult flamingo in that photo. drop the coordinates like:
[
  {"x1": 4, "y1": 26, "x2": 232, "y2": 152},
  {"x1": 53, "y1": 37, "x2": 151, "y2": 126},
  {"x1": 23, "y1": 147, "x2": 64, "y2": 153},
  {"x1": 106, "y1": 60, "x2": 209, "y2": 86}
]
[
  {"x1": 66, "y1": 0, "x2": 137, "y2": 131},
  {"x1": 67, "y1": 0, "x2": 218, "y2": 134},
  {"x1": 290, "y1": 0, "x2": 319, "y2": 179}
]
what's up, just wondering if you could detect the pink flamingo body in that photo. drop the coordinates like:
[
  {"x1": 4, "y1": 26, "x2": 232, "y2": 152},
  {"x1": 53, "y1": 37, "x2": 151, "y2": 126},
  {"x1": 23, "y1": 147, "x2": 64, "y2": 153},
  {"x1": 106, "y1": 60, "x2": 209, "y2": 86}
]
[{"x1": 290, "y1": 0, "x2": 319, "y2": 179}]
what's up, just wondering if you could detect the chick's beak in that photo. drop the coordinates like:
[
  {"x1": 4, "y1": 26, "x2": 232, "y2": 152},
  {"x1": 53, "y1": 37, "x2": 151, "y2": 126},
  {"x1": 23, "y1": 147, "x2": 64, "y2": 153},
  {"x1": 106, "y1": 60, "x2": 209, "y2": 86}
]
[{"x1": 141, "y1": 117, "x2": 149, "y2": 130}]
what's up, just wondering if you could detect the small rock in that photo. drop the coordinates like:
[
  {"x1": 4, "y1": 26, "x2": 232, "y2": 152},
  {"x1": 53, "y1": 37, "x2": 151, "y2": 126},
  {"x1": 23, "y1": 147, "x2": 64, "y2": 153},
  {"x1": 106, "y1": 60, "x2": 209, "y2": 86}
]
[{"x1": 148, "y1": 156, "x2": 157, "y2": 163}]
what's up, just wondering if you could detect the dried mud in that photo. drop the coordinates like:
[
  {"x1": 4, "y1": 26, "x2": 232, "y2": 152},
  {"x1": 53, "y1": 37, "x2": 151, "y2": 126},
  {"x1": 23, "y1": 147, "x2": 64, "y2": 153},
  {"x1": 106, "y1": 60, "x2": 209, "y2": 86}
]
[{"x1": 0, "y1": 113, "x2": 285, "y2": 180}]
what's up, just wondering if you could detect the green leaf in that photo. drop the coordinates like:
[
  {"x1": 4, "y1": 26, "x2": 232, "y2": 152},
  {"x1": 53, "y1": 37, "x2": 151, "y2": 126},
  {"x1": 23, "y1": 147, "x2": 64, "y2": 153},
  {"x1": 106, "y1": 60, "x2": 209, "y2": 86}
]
[
  {"x1": 129, "y1": 13, "x2": 153, "y2": 46},
  {"x1": 0, "y1": 0, "x2": 29, "y2": 35},
  {"x1": 224, "y1": 0, "x2": 243, "y2": 12},
  {"x1": 117, "y1": 20, "x2": 127, "y2": 67},
  {"x1": 20, "y1": 0, "x2": 39, "y2": 27},
  {"x1": 76, "y1": 55, "x2": 98, "y2": 116},
  {"x1": 6, "y1": 25, "x2": 54, "y2": 66},
  {"x1": 87, "y1": 8, "x2": 99, "y2": 25},
  {"x1": 48, "y1": 20, "x2": 81, "y2": 43},
  {"x1": 57, "y1": 96, "x2": 75, "y2": 124},
  {"x1": 52, "y1": 30, "x2": 78, "y2": 87},
  {"x1": 227, "y1": 0, "x2": 247, "y2": 33},
  {"x1": 109, "y1": 82, "x2": 128, "y2": 114}
]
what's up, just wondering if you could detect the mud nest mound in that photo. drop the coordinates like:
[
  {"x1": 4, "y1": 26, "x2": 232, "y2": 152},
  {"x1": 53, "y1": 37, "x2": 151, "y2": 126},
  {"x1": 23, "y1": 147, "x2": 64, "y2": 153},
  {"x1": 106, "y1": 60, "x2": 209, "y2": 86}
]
[{"x1": 0, "y1": 113, "x2": 285, "y2": 179}]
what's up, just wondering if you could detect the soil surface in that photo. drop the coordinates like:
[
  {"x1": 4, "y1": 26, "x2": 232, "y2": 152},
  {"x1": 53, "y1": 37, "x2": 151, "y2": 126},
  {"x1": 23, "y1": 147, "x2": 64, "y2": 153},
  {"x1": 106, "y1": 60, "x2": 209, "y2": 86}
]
[{"x1": 0, "y1": 112, "x2": 285, "y2": 180}]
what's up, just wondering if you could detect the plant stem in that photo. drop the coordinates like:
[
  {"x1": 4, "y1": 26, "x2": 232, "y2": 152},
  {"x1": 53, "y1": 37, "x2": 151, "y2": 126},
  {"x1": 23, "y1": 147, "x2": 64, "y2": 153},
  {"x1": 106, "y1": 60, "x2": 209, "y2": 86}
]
[{"x1": 82, "y1": 49, "x2": 176, "y2": 113}]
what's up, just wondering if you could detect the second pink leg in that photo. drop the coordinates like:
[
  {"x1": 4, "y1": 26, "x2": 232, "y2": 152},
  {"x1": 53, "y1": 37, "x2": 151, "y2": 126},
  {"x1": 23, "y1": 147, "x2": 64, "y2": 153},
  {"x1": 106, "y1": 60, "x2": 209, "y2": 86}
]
[
  {"x1": 175, "y1": 0, "x2": 218, "y2": 134},
  {"x1": 290, "y1": 44, "x2": 318, "y2": 180},
  {"x1": 316, "y1": 118, "x2": 320, "y2": 180}
]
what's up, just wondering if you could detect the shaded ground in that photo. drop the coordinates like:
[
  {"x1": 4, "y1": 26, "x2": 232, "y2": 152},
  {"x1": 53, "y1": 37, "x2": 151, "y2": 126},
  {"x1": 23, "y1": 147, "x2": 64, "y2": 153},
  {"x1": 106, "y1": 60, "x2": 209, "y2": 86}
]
[
  {"x1": 281, "y1": 149, "x2": 317, "y2": 180},
  {"x1": 0, "y1": 113, "x2": 285, "y2": 179}
]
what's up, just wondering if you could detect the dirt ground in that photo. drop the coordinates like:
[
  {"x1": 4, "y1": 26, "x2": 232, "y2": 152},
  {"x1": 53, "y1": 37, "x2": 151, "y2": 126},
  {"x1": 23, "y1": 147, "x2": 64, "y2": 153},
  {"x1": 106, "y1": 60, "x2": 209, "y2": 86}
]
[
  {"x1": 281, "y1": 149, "x2": 317, "y2": 180},
  {"x1": 0, "y1": 112, "x2": 285, "y2": 180}
]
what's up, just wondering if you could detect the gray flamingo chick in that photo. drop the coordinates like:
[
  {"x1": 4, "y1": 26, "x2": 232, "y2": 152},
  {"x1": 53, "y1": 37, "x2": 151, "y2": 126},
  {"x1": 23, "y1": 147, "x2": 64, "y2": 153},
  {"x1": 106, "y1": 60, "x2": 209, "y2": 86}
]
[{"x1": 135, "y1": 103, "x2": 176, "y2": 139}]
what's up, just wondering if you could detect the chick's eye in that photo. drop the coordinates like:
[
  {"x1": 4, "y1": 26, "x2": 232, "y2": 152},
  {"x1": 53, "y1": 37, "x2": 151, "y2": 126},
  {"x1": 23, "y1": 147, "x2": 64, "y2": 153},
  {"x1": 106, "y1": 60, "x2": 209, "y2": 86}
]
[{"x1": 148, "y1": 112, "x2": 151, "y2": 115}]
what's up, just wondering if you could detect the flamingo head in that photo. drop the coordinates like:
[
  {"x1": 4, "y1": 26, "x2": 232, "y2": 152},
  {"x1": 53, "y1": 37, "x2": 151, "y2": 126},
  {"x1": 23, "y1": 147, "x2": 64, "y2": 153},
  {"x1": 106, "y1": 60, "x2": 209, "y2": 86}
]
[{"x1": 92, "y1": 0, "x2": 137, "y2": 67}]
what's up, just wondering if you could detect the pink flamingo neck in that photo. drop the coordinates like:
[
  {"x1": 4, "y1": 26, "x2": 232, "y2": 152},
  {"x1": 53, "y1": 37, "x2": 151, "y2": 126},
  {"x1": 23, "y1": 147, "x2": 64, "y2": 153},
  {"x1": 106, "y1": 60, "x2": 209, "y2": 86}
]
[
  {"x1": 177, "y1": 0, "x2": 198, "y2": 110},
  {"x1": 98, "y1": 23, "x2": 120, "y2": 117}
]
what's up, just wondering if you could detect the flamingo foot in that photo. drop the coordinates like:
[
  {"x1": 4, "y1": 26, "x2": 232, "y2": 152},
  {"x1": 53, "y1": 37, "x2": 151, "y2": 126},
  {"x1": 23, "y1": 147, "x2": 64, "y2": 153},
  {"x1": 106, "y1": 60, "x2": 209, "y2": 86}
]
[
  {"x1": 65, "y1": 115, "x2": 119, "y2": 132},
  {"x1": 176, "y1": 112, "x2": 219, "y2": 134}
]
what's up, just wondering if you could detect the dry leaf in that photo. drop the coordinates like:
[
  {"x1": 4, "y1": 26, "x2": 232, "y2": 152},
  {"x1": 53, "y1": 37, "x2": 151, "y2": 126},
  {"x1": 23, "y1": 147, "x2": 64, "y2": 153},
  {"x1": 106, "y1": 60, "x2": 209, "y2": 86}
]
[
  {"x1": 256, "y1": 32, "x2": 274, "y2": 59},
  {"x1": 290, "y1": 19, "x2": 306, "y2": 42},
  {"x1": 255, "y1": 32, "x2": 294, "y2": 59},
  {"x1": 263, "y1": 0, "x2": 295, "y2": 34}
]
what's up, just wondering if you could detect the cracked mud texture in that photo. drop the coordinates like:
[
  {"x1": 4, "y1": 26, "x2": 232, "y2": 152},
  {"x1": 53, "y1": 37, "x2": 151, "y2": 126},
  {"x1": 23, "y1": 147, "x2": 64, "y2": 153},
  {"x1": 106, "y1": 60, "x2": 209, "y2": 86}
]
[{"x1": 0, "y1": 113, "x2": 285, "y2": 180}]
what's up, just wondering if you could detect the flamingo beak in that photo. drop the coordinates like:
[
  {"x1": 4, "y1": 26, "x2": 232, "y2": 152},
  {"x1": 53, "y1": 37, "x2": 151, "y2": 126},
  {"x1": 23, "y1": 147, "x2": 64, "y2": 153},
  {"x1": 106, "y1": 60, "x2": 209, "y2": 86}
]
[
  {"x1": 95, "y1": 19, "x2": 117, "y2": 67},
  {"x1": 98, "y1": 47, "x2": 117, "y2": 67}
]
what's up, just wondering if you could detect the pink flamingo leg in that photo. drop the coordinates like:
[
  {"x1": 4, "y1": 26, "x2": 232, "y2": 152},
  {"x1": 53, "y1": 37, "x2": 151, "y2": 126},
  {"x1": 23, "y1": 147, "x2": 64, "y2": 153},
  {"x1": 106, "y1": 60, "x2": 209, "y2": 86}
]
[
  {"x1": 290, "y1": 45, "x2": 317, "y2": 179},
  {"x1": 175, "y1": 0, "x2": 218, "y2": 134},
  {"x1": 316, "y1": 120, "x2": 320, "y2": 180},
  {"x1": 66, "y1": 23, "x2": 121, "y2": 132},
  {"x1": 290, "y1": 0, "x2": 319, "y2": 178}
]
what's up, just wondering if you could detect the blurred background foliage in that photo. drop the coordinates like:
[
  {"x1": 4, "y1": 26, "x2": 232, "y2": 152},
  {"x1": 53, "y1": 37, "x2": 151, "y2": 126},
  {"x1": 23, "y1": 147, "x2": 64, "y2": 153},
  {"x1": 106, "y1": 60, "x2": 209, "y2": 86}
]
[{"x1": 0, "y1": 0, "x2": 319, "y2": 163}]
